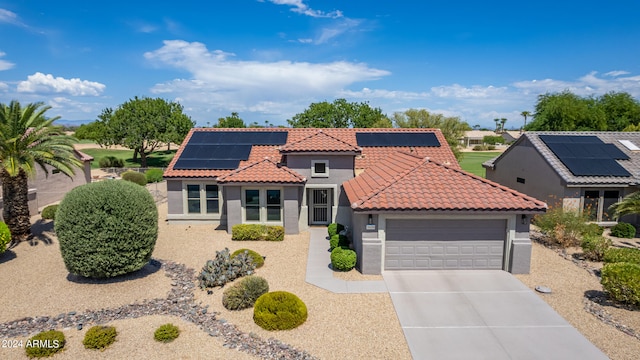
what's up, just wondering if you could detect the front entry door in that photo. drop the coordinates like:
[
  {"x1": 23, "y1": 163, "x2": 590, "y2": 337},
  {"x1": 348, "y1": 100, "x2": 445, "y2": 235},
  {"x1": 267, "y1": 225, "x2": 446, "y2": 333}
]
[{"x1": 310, "y1": 189, "x2": 331, "y2": 225}]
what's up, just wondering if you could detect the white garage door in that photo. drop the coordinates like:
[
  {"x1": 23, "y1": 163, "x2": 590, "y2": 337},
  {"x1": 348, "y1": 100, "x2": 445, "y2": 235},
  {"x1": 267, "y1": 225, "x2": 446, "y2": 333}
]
[{"x1": 385, "y1": 219, "x2": 506, "y2": 270}]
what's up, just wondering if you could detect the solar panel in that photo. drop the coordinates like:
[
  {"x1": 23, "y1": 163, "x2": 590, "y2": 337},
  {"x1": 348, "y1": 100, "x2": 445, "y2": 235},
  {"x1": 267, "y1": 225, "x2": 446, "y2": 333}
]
[
  {"x1": 173, "y1": 159, "x2": 241, "y2": 170},
  {"x1": 561, "y1": 158, "x2": 631, "y2": 177},
  {"x1": 180, "y1": 145, "x2": 252, "y2": 160},
  {"x1": 539, "y1": 135, "x2": 601, "y2": 144},
  {"x1": 355, "y1": 132, "x2": 440, "y2": 147},
  {"x1": 189, "y1": 131, "x2": 288, "y2": 145}
]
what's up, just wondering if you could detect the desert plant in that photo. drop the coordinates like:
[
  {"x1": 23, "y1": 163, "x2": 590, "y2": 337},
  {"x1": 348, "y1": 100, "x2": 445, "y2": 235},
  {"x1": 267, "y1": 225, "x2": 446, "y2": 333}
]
[
  {"x1": 154, "y1": 323, "x2": 180, "y2": 343},
  {"x1": 232, "y1": 224, "x2": 284, "y2": 241},
  {"x1": 327, "y1": 223, "x2": 345, "y2": 237},
  {"x1": 329, "y1": 234, "x2": 349, "y2": 251},
  {"x1": 253, "y1": 291, "x2": 308, "y2": 330},
  {"x1": 198, "y1": 248, "x2": 255, "y2": 289},
  {"x1": 601, "y1": 262, "x2": 640, "y2": 305},
  {"x1": 98, "y1": 156, "x2": 124, "y2": 168},
  {"x1": 55, "y1": 180, "x2": 158, "y2": 278},
  {"x1": 121, "y1": 171, "x2": 147, "y2": 186},
  {"x1": 604, "y1": 247, "x2": 640, "y2": 265},
  {"x1": 25, "y1": 330, "x2": 65, "y2": 358},
  {"x1": 532, "y1": 206, "x2": 589, "y2": 247},
  {"x1": 266, "y1": 226, "x2": 284, "y2": 241},
  {"x1": 610, "y1": 222, "x2": 636, "y2": 239},
  {"x1": 41, "y1": 204, "x2": 58, "y2": 220},
  {"x1": 145, "y1": 168, "x2": 164, "y2": 183},
  {"x1": 83, "y1": 325, "x2": 117, "y2": 350},
  {"x1": 231, "y1": 248, "x2": 264, "y2": 268},
  {"x1": 222, "y1": 275, "x2": 270, "y2": 310},
  {"x1": 582, "y1": 223, "x2": 604, "y2": 237},
  {"x1": 580, "y1": 234, "x2": 612, "y2": 261},
  {"x1": 0, "y1": 221, "x2": 10, "y2": 254},
  {"x1": 331, "y1": 246, "x2": 357, "y2": 271}
]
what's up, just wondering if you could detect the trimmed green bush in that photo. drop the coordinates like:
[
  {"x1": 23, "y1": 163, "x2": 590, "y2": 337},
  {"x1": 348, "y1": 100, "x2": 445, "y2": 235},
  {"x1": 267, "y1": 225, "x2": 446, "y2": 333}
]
[
  {"x1": 25, "y1": 330, "x2": 65, "y2": 358},
  {"x1": 154, "y1": 323, "x2": 180, "y2": 343},
  {"x1": 610, "y1": 222, "x2": 636, "y2": 239},
  {"x1": 331, "y1": 246, "x2": 357, "y2": 271},
  {"x1": 145, "y1": 168, "x2": 164, "y2": 183},
  {"x1": 55, "y1": 180, "x2": 158, "y2": 278},
  {"x1": 83, "y1": 325, "x2": 117, "y2": 350},
  {"x1": 98, "y1": 156, "x2": 124, "y2": 168},
  {"x1": 231, "y1": 248, "x2": 264, "y2": 268},
  {"x1": 601, "y1": 262, "x2": 640, "y2": 305},
  {"x1": 580, "y1": 234, "x2": 611, "y2": 261},
  {"x1": 253, "y1": 291, "x2": 308, "y2": 330},
  {"x1": 198, "y1": 248, "x2": 255, "y2": 289},
  {"x1": 604, "y1": 247, "x2": 640, "y2": 265},
  {"x1": 41, "y1": 204, "x2": 58, "y2": 220},
  {"x1": 232, "y1": 224, "x2": 284, "y2": 241},
  {"x1": 121, "y1": 171, "x2": 147, "y2": 186},
  {"x1": 223, "y1": 275, "x2": 270, "y2": 310},
  {"x1": 0, "y1": 221, "x2": 10, "y2": 254},
  {"x1": 329, "y1": 234, "x2": 349, "y2": 251},
  {"x1": 327, "y1": 223, "x2": 345, "y2": 237}
]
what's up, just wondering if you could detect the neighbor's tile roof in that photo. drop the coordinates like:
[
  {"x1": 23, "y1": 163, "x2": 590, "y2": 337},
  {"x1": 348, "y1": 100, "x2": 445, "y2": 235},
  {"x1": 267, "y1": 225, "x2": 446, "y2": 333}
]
[
  {"x1": 343, "y1": 152, "x2": 546, "y2": 212},
  {"x1": 164, "y1": 128, "x2": 459, "y2": 178},
  {"x1": 217, "y1": 158, "x2": 305, "y2": 184},
  {"x1": 279, "y1": 130, "x2": 362, "y2": 153},
  {"x1": 74, "y1": 149, "x2": 93, "y2": 161},
  {"x1": 485, "y1": 131, "x2": 640, "y2": 186}
]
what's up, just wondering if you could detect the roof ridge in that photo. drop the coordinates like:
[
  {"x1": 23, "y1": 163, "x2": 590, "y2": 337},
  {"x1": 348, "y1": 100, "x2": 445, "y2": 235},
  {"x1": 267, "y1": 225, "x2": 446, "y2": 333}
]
[{"x1": 279, "y1": 129, "x2": 361, "y2": 151}]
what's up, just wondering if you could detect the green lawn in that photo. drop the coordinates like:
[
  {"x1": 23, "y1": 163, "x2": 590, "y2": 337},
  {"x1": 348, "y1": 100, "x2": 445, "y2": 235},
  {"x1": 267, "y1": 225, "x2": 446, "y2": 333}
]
[
  {"x1": 458, "y1": 152, "x2": 500, "y2": 178},
  {"x1": 82, "y1": 148, "x2": 177, "y2": 169}
]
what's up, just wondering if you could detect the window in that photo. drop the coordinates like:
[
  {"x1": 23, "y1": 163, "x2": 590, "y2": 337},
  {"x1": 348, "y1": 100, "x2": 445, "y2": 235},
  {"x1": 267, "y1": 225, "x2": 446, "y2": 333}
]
[
  {"x1": 582, "y1": 189, "x2": 620, "y2": 222},
  {"x1": 243, "y1": 188, "x2": 282, "y2": 222},
  {"x1": 311, "y1": 160, "x2": 329, "y2": 177},
  {"x1": 185, "y1": 184, "x2": 219, "y2": 215},
  {"x1": 516, "y1": 177, "x2": 525, "y2": 184}
]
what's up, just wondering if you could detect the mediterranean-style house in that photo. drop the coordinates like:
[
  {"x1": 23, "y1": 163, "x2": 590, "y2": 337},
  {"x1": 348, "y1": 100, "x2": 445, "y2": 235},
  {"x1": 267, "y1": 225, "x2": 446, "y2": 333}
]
[
  {"x1": 164, "y1": 128, "x2": 546, "y2": 274},
  {"x1": 483, "y1": 131, "x2": 640, "y2": 227}
]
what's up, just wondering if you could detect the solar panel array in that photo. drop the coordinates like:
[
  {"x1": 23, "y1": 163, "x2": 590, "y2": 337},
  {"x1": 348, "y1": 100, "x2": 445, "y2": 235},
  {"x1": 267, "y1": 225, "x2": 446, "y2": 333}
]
[
  {"x1": 355, "y1": 132, "x2": 440, "y2": 147},
  {"x1": 173, "y1": 131, "x2": 288, "y2": 170},
  {"x1": 539, "y1": 135, "x2": 631, "y2": 177}
]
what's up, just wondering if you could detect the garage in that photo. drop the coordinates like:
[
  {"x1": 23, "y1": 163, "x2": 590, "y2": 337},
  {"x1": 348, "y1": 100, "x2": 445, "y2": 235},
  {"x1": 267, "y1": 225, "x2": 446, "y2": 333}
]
[{"x1": 385, "y1": 219, "x2": 506, "y2": 270}]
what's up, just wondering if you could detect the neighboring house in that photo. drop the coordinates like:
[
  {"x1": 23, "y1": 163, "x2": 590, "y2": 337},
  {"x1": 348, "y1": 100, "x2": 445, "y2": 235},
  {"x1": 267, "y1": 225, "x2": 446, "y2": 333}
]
[
  {"x1": 483, "y1": 132, "x2": 640, "y2": 226},
  {"x1": 459, "y1": 130, "x2": 521, "y2": 148},
  {"x1": 165, "y1": 128, "x2": 546, "y2": 274},
  {"x1": 0, "y1": 149, "x2": 93, "y2": 219}
]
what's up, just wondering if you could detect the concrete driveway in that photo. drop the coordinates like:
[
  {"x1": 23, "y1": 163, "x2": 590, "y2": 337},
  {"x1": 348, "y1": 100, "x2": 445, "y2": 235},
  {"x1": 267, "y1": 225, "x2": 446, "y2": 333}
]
[{"x1": 383, "y1": 270, "x2": 608, "y2": 360}]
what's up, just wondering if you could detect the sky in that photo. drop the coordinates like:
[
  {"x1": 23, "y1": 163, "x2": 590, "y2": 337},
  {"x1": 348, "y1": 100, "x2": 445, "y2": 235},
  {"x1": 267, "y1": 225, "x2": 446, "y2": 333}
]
[{"x1": 1, "y1": 0, "x2": 639, "y2": 129}]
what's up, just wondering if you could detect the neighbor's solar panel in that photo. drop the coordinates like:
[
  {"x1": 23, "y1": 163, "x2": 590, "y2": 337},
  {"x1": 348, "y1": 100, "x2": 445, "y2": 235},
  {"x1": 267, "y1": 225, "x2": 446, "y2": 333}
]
[
  {"x1": 355, "y1": 132, "x2": 440, "y2": 147},
  {"x1": 180, "y1": 144, "x2": 252, "y2": 160},
  {"x1": 173, "y1": 159, "x2": 241, "y2": 170},
  {"x1": 188, "y1": 131, "x2": 288, "y2": 145}
]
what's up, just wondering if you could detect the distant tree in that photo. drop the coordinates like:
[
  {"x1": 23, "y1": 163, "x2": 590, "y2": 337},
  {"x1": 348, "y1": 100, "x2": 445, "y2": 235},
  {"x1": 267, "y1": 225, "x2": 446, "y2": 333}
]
[
  {"x1": 472, "y1": 124, "x2": 481, "y2": 130},
  {"x1": 288, "y1": 99, "x2": 389, "y2": 128},
  {"x1": 598, "y1": 92, "x2": 640, "y2": 131},
  {"x1": 499, "y1": 118, "x2": 507, "y2": 133},
  {"x1": 520, "y1": 111, "x2": 531, "y2": 129},
  {"x1": 216, "y1": 112, "x2": 246, "y2": 128},
  {"x1": 482, "y1": 135, "x2": 504, "y2": 145},
  {"x1": 74, "y1": 120, "x2": 109, "y2": 146},
  {"x1": 392, "y1": 109, "x2": 471, "y2": 160},
  {"x1": 493, "y1": 118, "x2": 500, "y2": 132},
  {"x1": 527, "y1": 91, "x2": 607, "y2": 131},
  {"x1": 0, "y1": 100, "x2": 82, "y2": 242},
  {"x1": 623, "y1": 123, "x2": 640, "y2": 132}
]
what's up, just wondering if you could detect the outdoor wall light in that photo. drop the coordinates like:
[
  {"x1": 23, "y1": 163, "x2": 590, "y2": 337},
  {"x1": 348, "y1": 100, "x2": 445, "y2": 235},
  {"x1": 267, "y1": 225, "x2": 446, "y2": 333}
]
[
  {"x1": 521, "y1": 214, "x2": 527, "y2": 224},
  {"x1": 368, "y1": 214, "x2": 373, "y2": 225}
]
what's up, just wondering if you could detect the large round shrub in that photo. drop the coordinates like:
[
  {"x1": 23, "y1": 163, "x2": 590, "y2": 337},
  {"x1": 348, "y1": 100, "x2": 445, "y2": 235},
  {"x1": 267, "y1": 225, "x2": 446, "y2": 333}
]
[
  {"x1": 0, "y1": 221, "x2": 10, "y2": 254},
  {"x1": 121, "y1": 171, "x2": 147, "y2": 186},
  {"x1": 231, "y1": 248, "x2": 264, "y2": 268},
  {"x1": 604, "y1": 247, "x2": 640, "y2": 265},
  {"x1": 331, "y1": 246, "x2": 357, "y2": 271},
  {"x1": 610, "y1": 222, "x2": 636, "y2": 239},
  {"x1": 601, "y1": 262, "x2": 640, "y2": 305},
  {"x1": 55, "y1": 180, "x2": 158, "y2": 278},
  {"x1": 145, "y1": 168, "x2": 164, "y2": 183},
  {"x1": 223, "y1": 275, "x2": 269, "y2": 310},
  {"x1": 41, "y1": 204, "x2": 59, "y2": 220},
  {"x1": 253, "y1": 291, "x2": 307, "y2": 330}
]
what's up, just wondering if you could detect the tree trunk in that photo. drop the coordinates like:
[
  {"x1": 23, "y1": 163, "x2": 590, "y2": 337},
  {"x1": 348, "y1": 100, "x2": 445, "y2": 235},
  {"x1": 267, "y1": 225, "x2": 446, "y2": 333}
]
[
  {"x1": 1, "y1": 169, "x2": 32, "y2": 242},
  {"x1": 140, "y1": 151, "x2": 148, "y2": 168},
  {"x1": 132, "y1": 148, "x2": 139, "y2": 161},
  {"x1": 167, "y1": 143, "x2": 171, "y2": 151}
]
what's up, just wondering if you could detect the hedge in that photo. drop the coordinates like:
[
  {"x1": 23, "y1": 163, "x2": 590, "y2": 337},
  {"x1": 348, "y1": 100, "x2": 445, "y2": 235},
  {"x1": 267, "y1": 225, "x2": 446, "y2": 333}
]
[{"x1": 232, "y1": 224, "x2": 284, "y2": 241}]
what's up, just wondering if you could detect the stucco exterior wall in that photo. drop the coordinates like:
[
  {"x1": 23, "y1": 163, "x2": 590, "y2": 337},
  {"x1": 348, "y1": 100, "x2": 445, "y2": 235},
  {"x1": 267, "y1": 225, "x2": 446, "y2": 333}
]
[
  {"x1": 29, "y1": 162, "x2": 92, "y2": 209},
  {"x1": 225, "y1": 186, "x2": 242, "y2": 233},
  {"x1": 286, "y1": 154, "x2": 355, "y2": 207},
  {"x1": 166, "y1": 180, "x2": 183, "y2": 215},
  {"x1": 283, "y1": 186, "x2": 301, "y2": 234}
]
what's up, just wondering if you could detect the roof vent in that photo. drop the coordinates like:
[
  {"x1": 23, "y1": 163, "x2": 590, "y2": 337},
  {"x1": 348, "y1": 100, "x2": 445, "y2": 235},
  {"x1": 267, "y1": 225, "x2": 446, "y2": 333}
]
[{"x1": 619, "y1": 139, "x2": 640, "y2": 151}]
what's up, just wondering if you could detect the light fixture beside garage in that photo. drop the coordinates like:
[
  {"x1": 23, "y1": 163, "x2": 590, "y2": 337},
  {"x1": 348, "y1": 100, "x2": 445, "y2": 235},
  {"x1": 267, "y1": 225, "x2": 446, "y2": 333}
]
[{"x1": 521, "y1": 214, "x2": 527, "y2": 224}]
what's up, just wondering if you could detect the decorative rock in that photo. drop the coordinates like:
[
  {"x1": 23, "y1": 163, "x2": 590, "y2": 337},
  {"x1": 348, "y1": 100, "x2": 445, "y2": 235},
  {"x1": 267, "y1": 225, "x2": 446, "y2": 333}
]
[
  {"x1": 77, "y1": 324, "x2": 83, "y2": 330},
  {"x1": 535, "y1": 286, "x2": 552, "y2": 294}
]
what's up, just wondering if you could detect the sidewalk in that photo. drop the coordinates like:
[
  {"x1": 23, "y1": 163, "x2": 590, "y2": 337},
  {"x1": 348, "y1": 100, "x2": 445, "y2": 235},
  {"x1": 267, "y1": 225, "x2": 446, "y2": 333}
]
[{"x1": 305, "y1": 227, "x2": 387, "y2": 293}]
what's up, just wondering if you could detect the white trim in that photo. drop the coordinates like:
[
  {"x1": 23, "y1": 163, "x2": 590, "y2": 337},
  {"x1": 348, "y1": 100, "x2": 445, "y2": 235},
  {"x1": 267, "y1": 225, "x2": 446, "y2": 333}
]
[
  {"x1": 311, "y1": 160, "x2": 329, "y2": 178},
  {"x1": 241, "y1": 187, "x2": 284, "y2": 225},
  {"x1": 182, "y1": 181, "x2": 221, "y2": 217}
]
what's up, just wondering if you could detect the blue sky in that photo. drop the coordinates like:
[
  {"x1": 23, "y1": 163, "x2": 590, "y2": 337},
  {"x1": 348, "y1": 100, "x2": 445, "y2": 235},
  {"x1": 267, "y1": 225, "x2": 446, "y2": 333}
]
[{"x1": 1, "y1": 0, "x2": 639, "y2": 128}]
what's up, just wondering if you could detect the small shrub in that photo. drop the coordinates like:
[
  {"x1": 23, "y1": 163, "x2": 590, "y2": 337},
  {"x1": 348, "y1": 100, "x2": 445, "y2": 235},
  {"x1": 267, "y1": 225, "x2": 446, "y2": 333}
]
[
  {"x1": 266, "y1": 226, "x2": 284, "y2": 241},
  {"x1": 329, "y1": 234, "x2": 349, "y2": 251},
  {"x1": 41, "y1": 204, "x2": 59, "y2": 220},
  {"x1": 0, "y1": 221, "x2": 10, "y2": 254},
  {"x1": 198, "y1": 248, "x2": 255, "y2": 289},
  {"x1": 582, "y1": 223, "x2": 604, "y2": 237},
  {"x1": 83, "y1": 325, "x2": 117, "y2": 350},
  {"x1": 222, "y1": 276, "x2": 270, "y2": 310},
  {"x1": 580, "y1": 234, "x2": 611, "y2": 261},
  {"x1": 231, "y1": 248, "x2": 264, "y2": 268},
  {"x1": 604, "y1": 247, "x2": 640, "y2": 265},
  {"x1": 121, "y1": 171, "x2": 147, "y2": 186},
  {"x1": 532, "y1": 207, "x2": 589, "y2": 247},
  {"x1": 487, "y1": 145, "x2": 496, "y2": 150},
  {"x1": 145, "y1": 168, "x2": 164, "y2": 183},
  {"x1": 610, "y1": 222, "x2": 636, "y2": 239},
  {"x1": 601, "y1": 262, "x2": 640, "y2": 305},
  {"x1": 331, "y1": 246, "x2": 357, "y2": 271},
  {"x1": 232, "y1": 224, "x2": 284, "y2": 241},
  {"x1": 327, "y1": 223, "x2": 345, "y2": 237},
  {"x1": 25, "y1": 330, "x2": 65, "y2": 358},
  {"x1": 98, "y1": 156, "x2": 124, "y2": 168},
  {"x1": 154, "y1": 323, "x2": 180, "y2": 343},
  {"x1": 253, "y1": 291, "x2": 308, "y2": 330}
]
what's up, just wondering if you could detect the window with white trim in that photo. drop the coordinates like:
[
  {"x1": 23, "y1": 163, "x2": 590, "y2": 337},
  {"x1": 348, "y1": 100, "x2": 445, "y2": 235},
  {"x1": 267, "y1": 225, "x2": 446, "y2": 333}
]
[
  {"x1": 311, "y1": 160, "x2": 329, "y2": 177},
  {"x1": 185, "y1": 184, "x2": 219, "y2": 214},
  {"x1": 243, "y1": 188, "x2": 282, "y2": 222}
]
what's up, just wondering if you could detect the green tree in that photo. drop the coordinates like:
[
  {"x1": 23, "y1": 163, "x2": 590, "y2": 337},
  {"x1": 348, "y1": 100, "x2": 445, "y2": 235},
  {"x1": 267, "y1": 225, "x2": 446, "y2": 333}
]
[
  {"x1": 392, "y1": 109, "x2": 471, "y2": 160},
  {"x1": 287, "y1": 98, "x2": 389, "y2": 128},
  {"x1": 216, "y1": 112, "x2": 246, "y2": 128},
  {"x1": 527, "y1": 91, "x2": 607, "y2": 131},
  {"x1": 520, "y1": 111, "x2": 531, "y2": 129},
  {"x1": 493, "y1": 118, "x2": 500, "y2": 132},
  {"x1": 609, "y1": 192, "x2": 640, "y2": 220},
  {"x1": 500, "y1": 118, "x2": 507, "y2": 132},
  {"x1": 103, "y1": 97, "x2": 194, "y2": 167},
  {"x1": 0, "y1": 101, "x2": 82, "y2": 242},
  {"x1": 598, "y1": 92, "x2": 640, "y2": 131},
  {"x1": 74, "y1": 121, "x2": 109, "y2": 146}
]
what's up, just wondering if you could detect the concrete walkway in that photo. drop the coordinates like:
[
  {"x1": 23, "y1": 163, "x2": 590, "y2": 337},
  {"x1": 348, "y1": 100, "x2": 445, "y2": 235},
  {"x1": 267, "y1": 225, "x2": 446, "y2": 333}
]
[{"x1": 305, "y1": 227, "x2": 387, "y2": 293}]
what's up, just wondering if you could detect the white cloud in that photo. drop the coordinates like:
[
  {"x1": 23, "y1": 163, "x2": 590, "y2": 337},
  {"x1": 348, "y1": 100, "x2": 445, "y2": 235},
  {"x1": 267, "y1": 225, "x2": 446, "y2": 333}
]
[
  {"x1": 267, "y1": 0, "x2": 343, "y2": 18},
  {"x1": 0, "y1": 8, "x2": 21, "y2": 25},
  {"x1": 512, "y1": 71, "x2": 640, "y2": 98},
  {"x1": 47, "y1": 97, "x2": 100, "y2": 113},
  {"x1": 17, "y1": 72, "x2": 106, "y2": 96},
  {"x1": 604, "y1": 70, "x2": 629, "y2": 77},
  {"x1": 316, "y1": 18, "x2": 362, "y2": 44},
  {"x1": 0, "y1": 51, "x2": 14, "y2": 70},
  {"x1": 0, "y1": 82, "x2": 8, "y2": 91}
]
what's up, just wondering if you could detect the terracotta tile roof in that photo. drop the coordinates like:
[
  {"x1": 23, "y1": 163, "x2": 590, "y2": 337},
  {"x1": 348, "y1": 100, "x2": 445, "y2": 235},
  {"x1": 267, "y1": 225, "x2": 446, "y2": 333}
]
[
  {"x1": 217, "y1": 158, "x2": 306, "y2": 184},
  {"x1": 343, "y1": 152, "x2": 546, "y2": 212},
  {"x1": 74, "y1": 149, "x2": 93, "y2": 161},
  {"x1": 164, "y1": 127, "x2": 460, "y2": 178},
  {"x1": 279, "y1": 130, "x2": 362, "y2": 153}
]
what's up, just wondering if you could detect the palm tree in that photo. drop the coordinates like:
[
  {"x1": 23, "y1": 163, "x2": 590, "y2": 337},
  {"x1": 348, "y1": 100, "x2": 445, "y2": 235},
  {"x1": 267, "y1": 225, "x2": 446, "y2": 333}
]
[
  {"x1": 609, "y1": 191, "x2": 640, "y2": 220},
  {"x1": 520, "y1": 111, "x2": 531, "y2": 129},
  {"x1": 494, "y1": 118, "x2": 500, "y2": 132},
  {"x1": 0, "y1": 101, "x2": 81, "y2": 242},
  {"x1": 500, "y1": 118, "x2": 507, "y2": 133}
]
